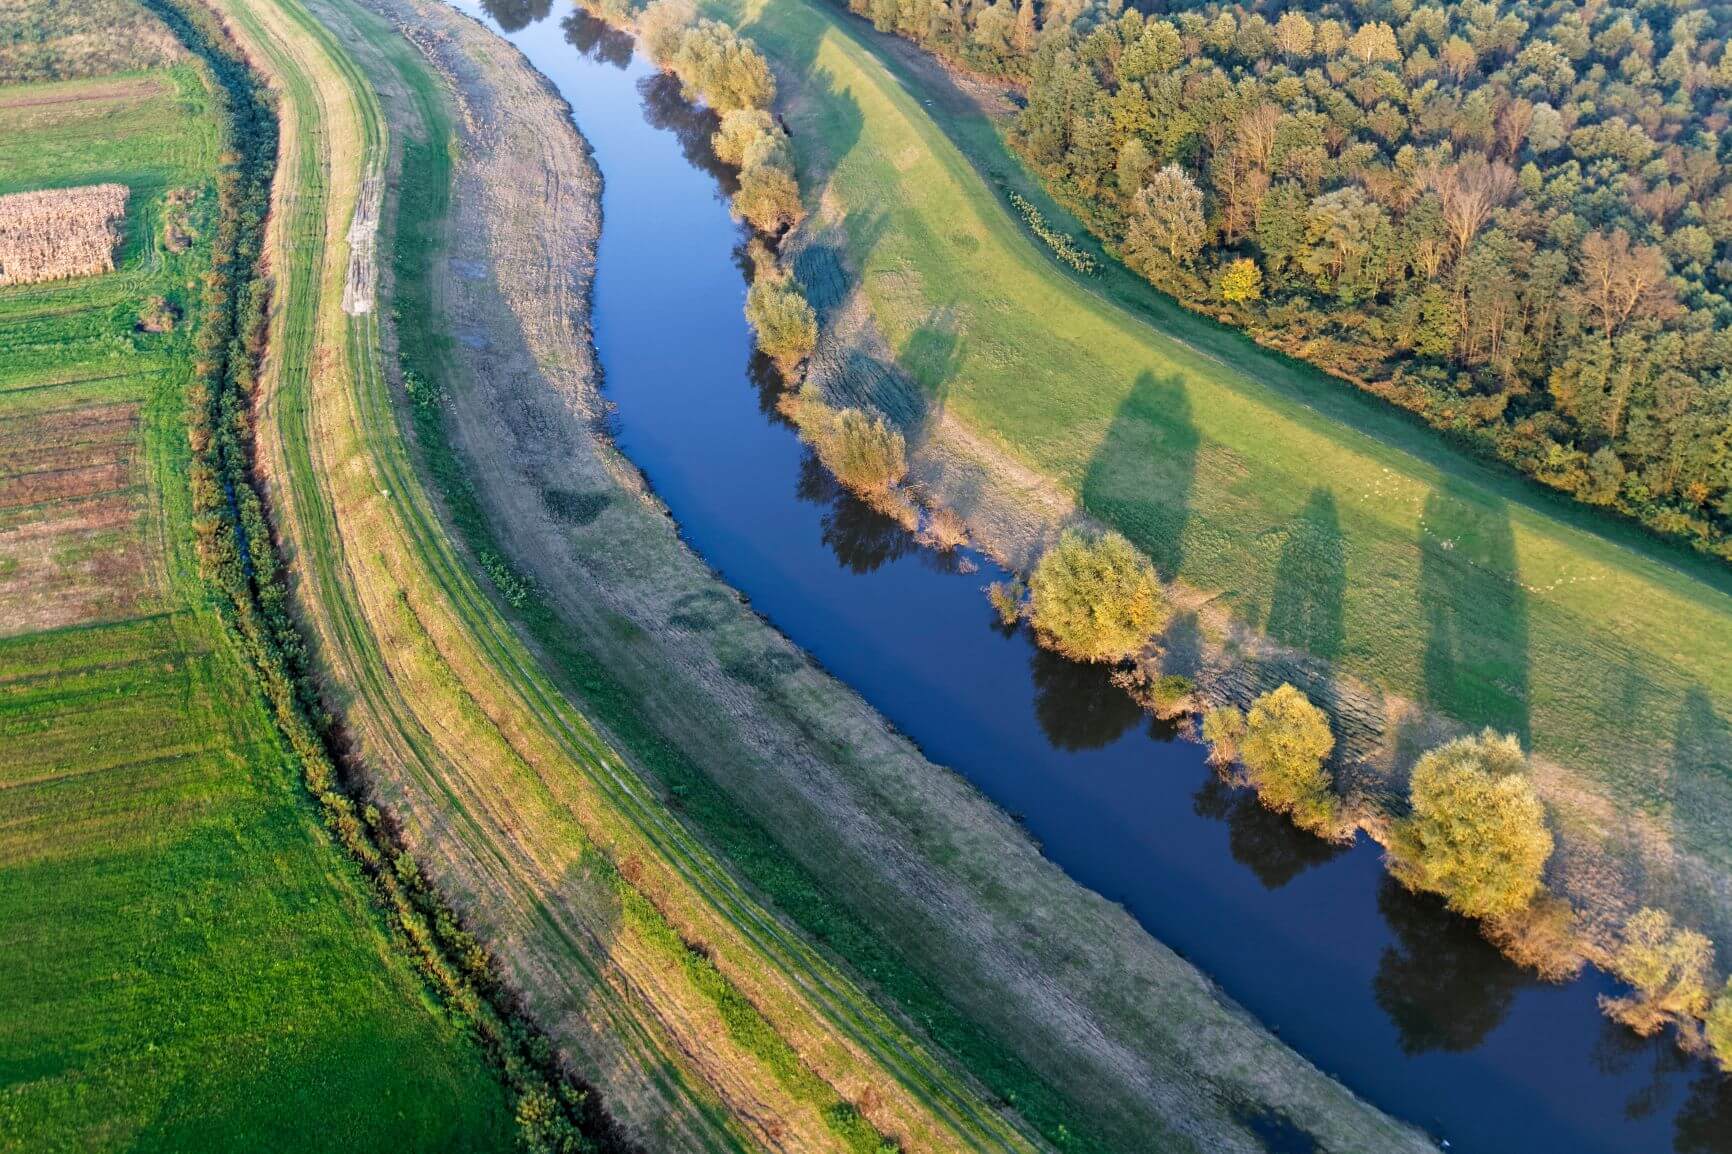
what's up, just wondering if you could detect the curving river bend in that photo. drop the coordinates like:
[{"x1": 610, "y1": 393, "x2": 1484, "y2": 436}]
[{"x1": 449, "y1": 3, "x2": 1732, "y2": 1149}]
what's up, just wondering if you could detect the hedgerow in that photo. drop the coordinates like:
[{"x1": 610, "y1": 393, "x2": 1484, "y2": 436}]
[{"x1": 144, "y1": 2, "x2": 627, "y2": 1148}]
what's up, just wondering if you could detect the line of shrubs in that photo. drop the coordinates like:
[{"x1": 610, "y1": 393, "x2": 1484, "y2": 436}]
[
  {"x1": 613, "y1": 0, "x2": 967, "y2": 552},
  {"x1": 146, "y1": 1, "x2": 631, "y2": 1147},
  {"x1": 991, "y1": 524, "x2": 1732, "y2": 1070}
]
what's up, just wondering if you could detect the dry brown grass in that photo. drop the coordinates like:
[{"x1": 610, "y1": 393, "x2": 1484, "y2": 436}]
[
  {"x1": 0, "y1": 183, "x2": 128, "y2": 286},
  {"x1": 0, "y1": 0, "x2": 182, "y2": 84}
]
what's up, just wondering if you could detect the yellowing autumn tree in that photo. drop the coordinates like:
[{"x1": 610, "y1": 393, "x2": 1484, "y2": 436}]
[{"x1": 1391, "y1": 731, "x2": 1553, "y2": 921}]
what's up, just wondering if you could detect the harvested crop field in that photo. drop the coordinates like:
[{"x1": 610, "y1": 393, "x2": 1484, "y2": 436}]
[{"x1": 0, "y1": 183, "x2": 128, "y2": 285}]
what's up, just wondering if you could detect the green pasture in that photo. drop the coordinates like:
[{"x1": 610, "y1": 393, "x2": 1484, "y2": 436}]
[{"x1": 0, "y1": 65, "x2": 511, "y2": 1151}]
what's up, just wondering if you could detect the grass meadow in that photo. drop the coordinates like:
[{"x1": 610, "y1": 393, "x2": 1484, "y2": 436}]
[
  {"x1": 0, "y1": 57, "x2": 511, "y2": 1151},
  {"x1": 212, "y1": 0, "x2": 1058, "y2": 1147},
  {"x1": 733, "y1": 0, "x2": 1732, "y2": 928}
]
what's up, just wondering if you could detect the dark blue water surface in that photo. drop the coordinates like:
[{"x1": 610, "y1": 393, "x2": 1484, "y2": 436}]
[{"x1": 450, "y1": 3, "x2": 1732, "y2": 1149}]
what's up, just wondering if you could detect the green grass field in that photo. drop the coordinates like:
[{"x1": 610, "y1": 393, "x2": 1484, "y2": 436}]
[
  {"x1": 733, "y1": 0, "x2": 1732, "y2": 928},
  {"x1": 0, "y1": 60, "x2": 512, "y2": 1152}
]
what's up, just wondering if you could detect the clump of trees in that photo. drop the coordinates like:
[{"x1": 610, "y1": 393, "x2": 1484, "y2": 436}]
[
  {"x1": 1204, "y1": 685, "x2": 1342, "y2": 836},
  {"x1": 639, "y1": 0, "x2": 774, "y2": 112},
  {"x1": 745, "y1": 273, "x2": 818, "y2": 373},
  {"x1": 1025, "y1": 528, "x2": 1166, "y2": 662},
  {"x1": 848, "y1": 0, "x2": 1732, "y2": 565},
  {"x1": 633, "y1": 5, "x2": 813, "y2": 361},
  {"x1": 1388, "y1": 731, "x2": 1552, "y2": 921}
]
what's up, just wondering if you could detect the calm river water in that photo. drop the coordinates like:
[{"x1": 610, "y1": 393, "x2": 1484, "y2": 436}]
[{"x1": 451, "y1": 2, "x2": 1732, "y2": 1148}]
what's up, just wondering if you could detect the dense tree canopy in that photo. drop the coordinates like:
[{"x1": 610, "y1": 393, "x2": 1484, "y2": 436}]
[
  {"x1": 1391, "y1": 730, "x2": 1553, "y2": 921},
  {"x1": 845, "y1": 0, "x2": 1732, "y2": 563},
  {"x1": 1027, "y1": 528, "x2": 1167, "y2": 661}
]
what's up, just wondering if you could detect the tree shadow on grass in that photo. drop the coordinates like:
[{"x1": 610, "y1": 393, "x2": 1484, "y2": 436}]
[
  {"x1": 1418, "y1": 479, "x2": 1530, "y2": 746},
  {"x1": 1372, "y1": 877, "x2": 1533, "y2": 1055},
  {"x1": 1267, "y1": 487, "x2": 1346, "y2": 662},
  {"x1": 1079, "y1": 371, "x2": 1199, "y2": 583},
  {"x1": 1668, "y1": 687, "x2": 1732, "y2": 878}
]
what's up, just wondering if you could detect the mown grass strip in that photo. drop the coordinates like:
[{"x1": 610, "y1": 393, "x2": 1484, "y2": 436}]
[{"x1": 134, "y1": 1, "x2": 632, "y2": 1148}]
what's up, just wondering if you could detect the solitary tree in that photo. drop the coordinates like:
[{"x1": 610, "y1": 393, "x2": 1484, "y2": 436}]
[
  {"x1": 1027, "y1": 529, "x2": 1165, "y2": 663},
  {"x1": 1239, "y1": 684, "x2": 1338, "y2": 834},
  {"x1": 811, "y1": 406, "x2": 907, "y2": 493},
  {"x1": 1391, "y1": 731, "x2": 1552, "y2": 921}
]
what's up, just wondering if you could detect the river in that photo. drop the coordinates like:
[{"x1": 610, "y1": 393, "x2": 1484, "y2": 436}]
[{"x1": 449, "y1": 2, "x2": 1732, "y2": 1149}]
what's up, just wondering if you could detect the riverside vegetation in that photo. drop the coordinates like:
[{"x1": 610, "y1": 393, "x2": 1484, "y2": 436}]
[
  {"x1": 839, "y1": 0, "x2": 1732, "y2": 567},
  {"x1": 445, "y1": 1, "x2": 1442, "y2": 1149},
  {"x1": 602, "y1": 0, "x2": 1732, "y2": 1082},
  {"x1": 197, "y1": 0, "x2": 1084, "y2": 1148}
]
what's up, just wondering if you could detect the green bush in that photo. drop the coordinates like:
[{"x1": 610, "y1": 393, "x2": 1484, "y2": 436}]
[
  {"x1": 1239, "y1": 684, "x2": 1338, "y2": 835},
  {"x1": 1390, "y1": 730, "x2": 1553, "y2": 921},
  {"x1": 745, "y1": 276, "x2": 817, "y2": 372},
  {"x1": 1706, "y1": 981, "x2": 1732, "y2": 1071},
  {"x1": 1026, "y1": 529, "x2": 1164, "y2": 663},
  {"x1": 986, "y1": 579, "x2": 1024, "y2": 625}
]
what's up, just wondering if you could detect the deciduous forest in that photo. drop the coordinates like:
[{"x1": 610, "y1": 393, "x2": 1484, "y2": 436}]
[{"x1": 843, "y1": 0, "x2": 1732, "y2": 562}]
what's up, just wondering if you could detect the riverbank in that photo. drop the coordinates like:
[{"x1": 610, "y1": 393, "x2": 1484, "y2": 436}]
[
  {"x1": 224, "y1": 0, "x2": 1056, "y2": 1149},
  {"x1": 729, "y1": 0, "x2": 1732, "y2": 975},
  {"x1": 368, "y1": 0, "x2": 1441, "y2": 1149}
]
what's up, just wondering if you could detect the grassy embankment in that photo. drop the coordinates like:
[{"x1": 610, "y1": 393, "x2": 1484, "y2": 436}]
[
  {"x1": 215, "y1": 0, "x2": 1051, "y2": 1149},
  {"x1": 394, "y1": 0, "x2": 1442, "y2": 1150},
  {"x1": 0, "y1": 49, "x2": 512, "y2": 1154},
  {"x1": 732, "y1": 0, "x2": 1732, "y2": 940}
]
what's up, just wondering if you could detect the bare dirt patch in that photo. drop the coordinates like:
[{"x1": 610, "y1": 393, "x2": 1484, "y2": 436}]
[{"x1": 0, "y1": 400, "x2": 151, "y2": 634}]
